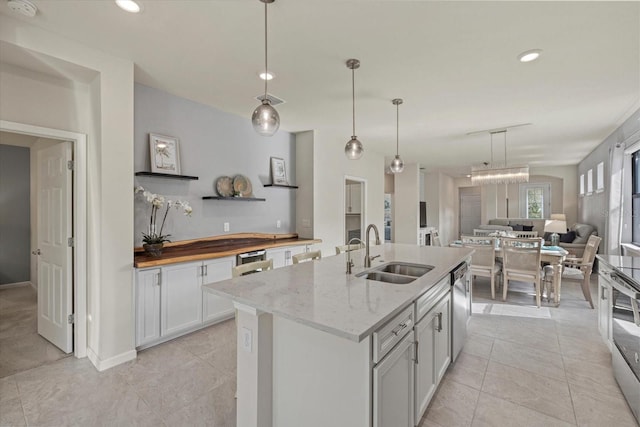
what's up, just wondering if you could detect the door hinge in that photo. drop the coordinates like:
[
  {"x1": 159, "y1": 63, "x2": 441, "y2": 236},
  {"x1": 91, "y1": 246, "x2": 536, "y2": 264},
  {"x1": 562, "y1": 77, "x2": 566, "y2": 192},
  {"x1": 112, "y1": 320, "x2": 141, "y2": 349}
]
[
  {"x1": 67, "y1": 160, "x2": 75, "y2": 170},
  {"x1": 68, "y1": 237, "x2": 75, "y2": 247},
  {"x1": 68, "y1": 313, "x2": 75, "y2": 324}
]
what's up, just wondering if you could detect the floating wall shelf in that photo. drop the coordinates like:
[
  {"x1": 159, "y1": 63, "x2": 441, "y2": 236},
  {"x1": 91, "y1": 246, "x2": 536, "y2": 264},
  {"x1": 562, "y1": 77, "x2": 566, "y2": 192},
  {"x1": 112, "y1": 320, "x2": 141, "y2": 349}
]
[
  {"x1": 202, "y1": 196, "x2": 266, "y2": 202},
  {"x1": 135, "y1": 172, "x2": 199, "y2": 180},
  {"x1": 263, "y1": 183, "x2": 298, "y2": 189}
]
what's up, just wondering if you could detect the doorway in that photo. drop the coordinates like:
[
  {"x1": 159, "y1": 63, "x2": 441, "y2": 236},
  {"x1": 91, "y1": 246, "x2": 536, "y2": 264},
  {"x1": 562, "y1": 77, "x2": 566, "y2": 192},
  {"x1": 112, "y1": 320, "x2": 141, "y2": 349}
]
[
  {"x1": 459, "y1": 187, "x2": 482, "y2": 237},
  {"x1": 0, "y1": 120, "x2": 87, "y2": 360},
  {"x1": 344, "y1": 176, "x2": 366, "y2": 244}
]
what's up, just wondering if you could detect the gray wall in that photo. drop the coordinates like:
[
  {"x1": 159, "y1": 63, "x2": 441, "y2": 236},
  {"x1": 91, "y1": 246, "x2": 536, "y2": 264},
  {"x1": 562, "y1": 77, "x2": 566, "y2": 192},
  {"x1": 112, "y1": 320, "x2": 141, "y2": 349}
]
[
  {"x1": 0, "y1": 144, "x2": 30, "y2": 284},
  {"x1": 134, "y1": 84, "x2": 296, "y2": 245}
]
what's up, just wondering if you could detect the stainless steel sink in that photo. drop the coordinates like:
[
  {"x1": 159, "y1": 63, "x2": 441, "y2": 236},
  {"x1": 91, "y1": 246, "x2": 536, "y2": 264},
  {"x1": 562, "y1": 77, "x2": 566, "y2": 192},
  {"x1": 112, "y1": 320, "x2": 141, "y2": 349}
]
[
  {"x1": 357, "y1": 271, "x2": 416, "y2": 284},
  {"x1": 356, "y1": 262, "x2": 434, "y2": 285},
  {"x1": 376, "y1": 262, "x2": 433, "y2": 277}
]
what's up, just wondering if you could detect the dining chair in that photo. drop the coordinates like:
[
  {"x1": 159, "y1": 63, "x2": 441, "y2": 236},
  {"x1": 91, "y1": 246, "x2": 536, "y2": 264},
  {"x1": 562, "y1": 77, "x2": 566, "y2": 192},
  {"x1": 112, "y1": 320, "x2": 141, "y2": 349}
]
[
  {"x1": 232, "y1": 259, "x2": 274, "y2": 278},
  {"x1": 543, "y1": 235, "x2": 601, "y2": 308},
  {"x1": 501, "y1": 237, "x2": 543, "y2": 307},
  {"x1": 462, "y1": 236, "x2": 502, "y2": 300},
  {"x1": 335, "y1": 243, "x2": 364, "y2": 255},
  {"x1": 293, "y1": 250, "x2": 322, "y2": 264}
]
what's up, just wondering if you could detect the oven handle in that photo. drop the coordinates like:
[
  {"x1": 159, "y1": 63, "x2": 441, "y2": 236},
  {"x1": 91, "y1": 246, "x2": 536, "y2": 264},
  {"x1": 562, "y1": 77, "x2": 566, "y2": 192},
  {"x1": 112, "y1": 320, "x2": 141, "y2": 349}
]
[{"x1": 611, "y1": 274, "x2": 640, "y2": 326}]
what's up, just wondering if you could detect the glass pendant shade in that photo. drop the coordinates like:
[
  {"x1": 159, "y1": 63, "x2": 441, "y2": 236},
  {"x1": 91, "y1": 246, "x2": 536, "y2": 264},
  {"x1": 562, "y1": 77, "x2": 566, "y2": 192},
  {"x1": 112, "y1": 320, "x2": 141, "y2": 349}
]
[
  {"x1": 345, "y1": 136, "x2": 364, "y2": 160},
  {"x1": 252, "y1": 99, "x2": 280, "y2": 136},
  {"x1": 390, "y1": 155, "x2": 404, "y2": 173}
]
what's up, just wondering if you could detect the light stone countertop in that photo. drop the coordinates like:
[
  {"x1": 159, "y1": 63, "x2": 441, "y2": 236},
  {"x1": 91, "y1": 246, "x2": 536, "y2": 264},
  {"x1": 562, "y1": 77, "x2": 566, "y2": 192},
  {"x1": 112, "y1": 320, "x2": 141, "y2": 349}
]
[{"x1": 203, "y1": 243, "x2": 473, "y2": 342}]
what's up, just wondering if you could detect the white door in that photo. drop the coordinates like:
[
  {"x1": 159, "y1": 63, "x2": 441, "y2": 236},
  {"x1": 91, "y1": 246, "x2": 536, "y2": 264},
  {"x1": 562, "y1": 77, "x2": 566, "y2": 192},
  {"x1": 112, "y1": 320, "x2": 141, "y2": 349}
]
[
  {"x1": 373, "y1": 333, "x2": 415, "y2": 427},
  {"x1": 161, "y1": 261, "x2": 203, "y2": 336},
  {"x1": 202, "y1": 257, "x2": 235, "y2": 323},
  {"x1": 415, "y1": 309, "x2": 437, "y2": 422},
  {"x1": 459, "y1": 192, "x2": 481, "y2": 237},
  {"x1": 136, "y1": 268, "x2": 162, "y2": 347},
  {"x1": 37, "y1": 142, "x2": 73, "y2": 353}
]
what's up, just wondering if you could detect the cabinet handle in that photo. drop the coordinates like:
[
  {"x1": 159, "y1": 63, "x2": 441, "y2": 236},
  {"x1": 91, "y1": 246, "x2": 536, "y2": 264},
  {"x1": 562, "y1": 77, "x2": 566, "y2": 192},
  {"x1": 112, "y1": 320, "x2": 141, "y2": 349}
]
[
  {"x1": 436, "y1": 312, "x2": 443, "y2": 332},
  {"x1": 157, "y1": 272, "x2": 162, "y2": 286},
  {"x1": 204, "y1": 265, "x2": 208, "y2": 276},
  {"x1": 392, "y1": 319, "x2": 412, "y2": 336},
  {"x1": 414, "y1": 341, "x2": 419, "y2": 364},
  {"x1": 601, "y1": 287, "x2": 607, "y2": 300}
]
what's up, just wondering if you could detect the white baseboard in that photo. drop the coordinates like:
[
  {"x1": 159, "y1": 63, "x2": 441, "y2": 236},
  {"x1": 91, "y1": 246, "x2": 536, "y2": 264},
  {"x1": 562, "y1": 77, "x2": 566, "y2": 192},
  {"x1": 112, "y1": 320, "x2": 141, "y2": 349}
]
[
  {"x1": 0, "y1": 281, "x2": 32, "y2": 289},
  {"x1": 87, "y1": 347, "x2": 136, "y2": 372}
]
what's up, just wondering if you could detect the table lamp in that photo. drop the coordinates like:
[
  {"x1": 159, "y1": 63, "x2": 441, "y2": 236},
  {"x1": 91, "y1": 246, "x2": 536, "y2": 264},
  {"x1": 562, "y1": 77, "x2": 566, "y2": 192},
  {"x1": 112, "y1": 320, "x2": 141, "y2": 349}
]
[{"x1": 544, "y1": 219, "x2": 567, "y2": 246}]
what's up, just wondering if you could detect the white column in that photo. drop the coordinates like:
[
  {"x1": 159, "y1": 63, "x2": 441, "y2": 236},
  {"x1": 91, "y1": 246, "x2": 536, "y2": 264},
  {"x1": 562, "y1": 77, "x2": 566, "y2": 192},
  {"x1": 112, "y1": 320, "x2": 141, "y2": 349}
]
[{"x1": 234, "y1": 302, "x2": 273, "y2": 427}]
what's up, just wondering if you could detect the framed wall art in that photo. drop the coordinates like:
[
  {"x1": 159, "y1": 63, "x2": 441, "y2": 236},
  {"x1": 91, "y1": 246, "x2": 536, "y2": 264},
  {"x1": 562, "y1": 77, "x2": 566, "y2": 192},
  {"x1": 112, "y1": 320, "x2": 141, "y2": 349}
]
[
  {"x1": 270, "y1": 157, "x2": 288, "y2": 185},
  {"x1": 149, "y1": 133, "x2": 181, "y2": 175}
]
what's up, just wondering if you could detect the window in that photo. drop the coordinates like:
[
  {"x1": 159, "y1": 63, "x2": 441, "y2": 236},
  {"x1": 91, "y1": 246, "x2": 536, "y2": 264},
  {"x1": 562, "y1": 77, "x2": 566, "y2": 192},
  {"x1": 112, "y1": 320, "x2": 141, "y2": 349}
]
[
  {"x1": 519, "y1": 183, "x2": 551, "y2": 219},
  {"x1": 632, "y1": 152, "x2": 640, "y2": 244},
  {"x1": 579, "y1": 174, "x2": 585, "y2": 195},
  {"x1": 587, "y1": 169, "x2": 593, "y2": 194},
  {"x1": 596, "y1": 162, "x2": 604, "y2": 192}
]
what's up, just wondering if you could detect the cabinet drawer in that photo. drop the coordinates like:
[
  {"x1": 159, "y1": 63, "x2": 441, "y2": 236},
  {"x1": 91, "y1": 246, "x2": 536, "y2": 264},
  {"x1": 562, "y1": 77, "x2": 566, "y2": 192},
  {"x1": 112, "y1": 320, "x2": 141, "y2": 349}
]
[
  {"x1": 415, "y1": 276, "x2": 450, "y2": 322},
  {"x1": 373, "y1": 304, "x2": 414, "y2": 364}
]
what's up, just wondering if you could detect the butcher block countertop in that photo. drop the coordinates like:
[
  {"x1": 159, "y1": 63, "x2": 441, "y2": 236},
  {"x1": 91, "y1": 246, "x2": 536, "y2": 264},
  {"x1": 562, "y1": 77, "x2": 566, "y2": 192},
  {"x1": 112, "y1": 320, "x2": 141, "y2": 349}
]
[{"x1": 134, "y1": 232, "x2": 321, "y2": 268}]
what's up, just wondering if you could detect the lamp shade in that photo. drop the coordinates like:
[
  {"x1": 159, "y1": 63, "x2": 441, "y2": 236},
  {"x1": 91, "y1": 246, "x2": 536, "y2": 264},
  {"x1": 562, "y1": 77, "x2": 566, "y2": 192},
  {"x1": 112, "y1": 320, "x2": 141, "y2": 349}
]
[
  {"x1": 544, "y1": 219, "x2": 567, "y2": 234},
  {"x1": 550, "y1": 213, "x2": 566, "y2": 221}
]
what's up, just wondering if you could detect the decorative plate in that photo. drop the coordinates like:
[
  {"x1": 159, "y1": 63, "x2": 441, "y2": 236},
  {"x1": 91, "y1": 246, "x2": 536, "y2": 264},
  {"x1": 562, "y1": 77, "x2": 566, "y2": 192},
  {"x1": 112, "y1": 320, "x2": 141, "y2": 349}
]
[
  {"x1": 215, "y1": 176, "x2": 234, "y2": 197},
  {"x1": 233, "y1": 175, "x2": 253, "y2": 197}
]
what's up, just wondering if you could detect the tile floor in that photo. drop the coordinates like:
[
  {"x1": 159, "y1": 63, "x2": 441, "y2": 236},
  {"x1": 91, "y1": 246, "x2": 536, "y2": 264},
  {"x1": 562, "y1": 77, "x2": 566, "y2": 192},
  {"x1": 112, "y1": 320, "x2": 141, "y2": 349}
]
[{"x1": 1, "y1": 275, "x2": 638, "y2": 426}]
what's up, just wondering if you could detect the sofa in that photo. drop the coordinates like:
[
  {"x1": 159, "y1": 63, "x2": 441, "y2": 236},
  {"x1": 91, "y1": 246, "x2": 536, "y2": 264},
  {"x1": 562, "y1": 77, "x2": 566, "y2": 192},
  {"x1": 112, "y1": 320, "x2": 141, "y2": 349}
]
[{"x1": 486, "y1": 218, "x2": 597, "y2": 258}]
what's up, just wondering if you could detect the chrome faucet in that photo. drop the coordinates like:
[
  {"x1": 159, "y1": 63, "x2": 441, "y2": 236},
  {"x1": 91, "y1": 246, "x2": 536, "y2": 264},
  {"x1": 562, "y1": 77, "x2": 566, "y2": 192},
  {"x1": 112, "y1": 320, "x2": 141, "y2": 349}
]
[
  {"x1": 346, "y1": 238, "x2": 365, "y2": 274},
  {"x1": 364, "y1": 224, "x2": 381, "y2": 268}
]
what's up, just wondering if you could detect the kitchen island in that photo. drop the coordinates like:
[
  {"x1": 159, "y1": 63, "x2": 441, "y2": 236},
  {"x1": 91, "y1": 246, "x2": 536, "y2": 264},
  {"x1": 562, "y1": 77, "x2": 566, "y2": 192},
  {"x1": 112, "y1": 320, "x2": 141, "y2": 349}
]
[{"x1": 203, "y1": 243, "x2": 473, "y2": 427}]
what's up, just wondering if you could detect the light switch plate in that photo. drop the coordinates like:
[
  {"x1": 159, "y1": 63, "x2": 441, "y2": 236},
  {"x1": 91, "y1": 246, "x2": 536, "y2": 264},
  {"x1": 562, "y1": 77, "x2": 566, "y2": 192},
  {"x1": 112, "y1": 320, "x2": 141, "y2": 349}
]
[
  {"x1": 276, "y1": 220, "x2": 281, "y2": 228},
  {"x1": 241, "y1": 327, "x2": 252, "y2": 353},
  {"x1": 224, "y1": 222, "x2": 230, "y2": 232}
]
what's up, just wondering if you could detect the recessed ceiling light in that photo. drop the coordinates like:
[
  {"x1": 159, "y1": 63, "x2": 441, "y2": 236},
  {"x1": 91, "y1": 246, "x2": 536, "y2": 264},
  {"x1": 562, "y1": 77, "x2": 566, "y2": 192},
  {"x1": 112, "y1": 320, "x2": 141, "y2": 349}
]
[
  {"x1": 259, "y1": 72, "x2": 274, "y2": 81},
  {"x1": 115, "y1": 0, "x2": 141, "y2": 13},
  {"x1": 518, "y1": 49, "x2": 542, "y2": 63},
  {"x1": 466, "y1": 174, "x2": 471, "y2": 178}
]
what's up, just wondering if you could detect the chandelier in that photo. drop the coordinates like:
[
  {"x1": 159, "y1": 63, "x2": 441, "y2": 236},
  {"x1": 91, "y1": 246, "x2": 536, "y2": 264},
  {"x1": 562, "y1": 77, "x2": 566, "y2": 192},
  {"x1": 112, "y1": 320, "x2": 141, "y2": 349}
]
[{"x1": 471, "y1": 130, "x2": 529, "y2": 185}]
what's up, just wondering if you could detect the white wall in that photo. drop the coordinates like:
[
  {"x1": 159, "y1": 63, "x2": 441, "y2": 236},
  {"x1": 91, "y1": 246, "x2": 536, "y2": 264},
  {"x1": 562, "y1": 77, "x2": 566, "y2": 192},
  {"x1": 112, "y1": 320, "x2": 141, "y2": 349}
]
[
  {"x1": 309, "y1": 131, "x2": 385, "y2": 256},
  {"x1": 394, "y1": 163, "x2": 420, "y2": 244},
  {"x1": 1, "y1": 15, "x2": 135, "y2": 365}
]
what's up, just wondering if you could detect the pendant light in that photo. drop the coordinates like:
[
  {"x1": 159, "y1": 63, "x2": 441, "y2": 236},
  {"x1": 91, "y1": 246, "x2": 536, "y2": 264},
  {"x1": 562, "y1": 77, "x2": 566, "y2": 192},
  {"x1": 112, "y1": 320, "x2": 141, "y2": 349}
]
[
  {"x1": 251, "y1": 0, "x2": 280, "y2": 137},
  {"x1": 390, "y1": 98, "x2": 404, "y2": 173},
  {"x1": 344, "y1": 59, "x2": 363, "y2": 160}
]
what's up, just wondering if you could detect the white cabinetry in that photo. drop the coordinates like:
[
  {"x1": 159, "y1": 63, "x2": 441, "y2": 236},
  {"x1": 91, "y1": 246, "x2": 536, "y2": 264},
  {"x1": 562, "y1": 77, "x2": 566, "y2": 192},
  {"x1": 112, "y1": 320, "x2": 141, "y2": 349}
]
[
  {"x1": 202, "y1": 257, "x2": 235, "y2": 323},
  {"x1": 346, "y1": 183, "x2": 362, "y2": 214},
  {"x1": 135, "y1": 268, "x2": 161, "y2": 346},
  {"x1": 135, "y1": 256, "x2": 235, "y2": 349},
  {"x1": 414, "y1": 279, "x2": 451, "y2": 423},
  {"x1": 373, "y1": 332, "x2": 415, "y2": 427},
  {"x1": 267, "y1": 245, "x2": 307, "y2": 269},
  {"x1": 161, "y1": 261, "x2": 204, "y2": 336},
  {"x1": 598, "y1": 263, "x2": 614, "y2": 351}
]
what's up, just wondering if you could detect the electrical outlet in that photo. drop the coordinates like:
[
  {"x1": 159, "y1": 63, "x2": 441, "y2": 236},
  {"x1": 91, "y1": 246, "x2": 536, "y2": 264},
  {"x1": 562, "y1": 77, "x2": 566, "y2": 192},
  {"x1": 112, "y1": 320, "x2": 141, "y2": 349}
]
[
  {"x1": 276, "y1": 220, "x2": 281, "y2": 228},
  {"x1": 241, "y1": 327, "x2": 252, "y2": 353},
  {"x1": 224, "y1": 222, "x2": 230, "y2": 232}
]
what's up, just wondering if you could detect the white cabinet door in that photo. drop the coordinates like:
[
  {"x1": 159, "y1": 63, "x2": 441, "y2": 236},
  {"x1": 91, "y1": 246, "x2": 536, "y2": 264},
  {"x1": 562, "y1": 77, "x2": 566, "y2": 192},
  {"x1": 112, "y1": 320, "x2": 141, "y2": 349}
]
[
  {"x1": 433, "y1": 293, "x2": 451, "y2": 383},
  {"x1": 202, "y1": 257, "x2": 235, "y2": 323},
  {"x1": 598, "y1": 273, "x2": 612, "y2": 350},
  {"x1": 161, "y1": 261, "x2": 203, "y2": 336},
  {"x1": 373, "y1": 332, "x2": 415, "y2": 427},
  {"x1": 136, "y1": 268, "x2": 161, "y2": 347},
  {"x1": 267, "y1": 245, "x2": 308, "y2": 269},
  {"x1": 415, "y1": 292, "x2": 451, "y2": 423}
]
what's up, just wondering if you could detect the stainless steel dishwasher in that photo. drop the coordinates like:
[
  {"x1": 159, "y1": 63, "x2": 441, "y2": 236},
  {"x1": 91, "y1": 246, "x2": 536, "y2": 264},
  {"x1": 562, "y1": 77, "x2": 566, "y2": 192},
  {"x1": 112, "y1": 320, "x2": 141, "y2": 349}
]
[{"x1": 451, "y1": 261, "x2": 470, "y2": 362}]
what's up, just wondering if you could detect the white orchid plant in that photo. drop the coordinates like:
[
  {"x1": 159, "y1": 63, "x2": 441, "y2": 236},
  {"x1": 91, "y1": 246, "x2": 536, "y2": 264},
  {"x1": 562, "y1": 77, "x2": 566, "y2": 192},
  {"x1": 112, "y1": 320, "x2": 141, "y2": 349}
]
[{"x1": 135, "y1": 186, "x2": 193, "y2": 245}]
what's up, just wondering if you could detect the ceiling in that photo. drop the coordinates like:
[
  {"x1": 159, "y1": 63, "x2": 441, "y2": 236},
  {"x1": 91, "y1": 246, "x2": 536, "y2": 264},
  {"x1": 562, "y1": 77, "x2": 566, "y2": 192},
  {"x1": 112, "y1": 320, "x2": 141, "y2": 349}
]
[{"x1": 1, "y1": 1, "x2": 638, "y2": 176}]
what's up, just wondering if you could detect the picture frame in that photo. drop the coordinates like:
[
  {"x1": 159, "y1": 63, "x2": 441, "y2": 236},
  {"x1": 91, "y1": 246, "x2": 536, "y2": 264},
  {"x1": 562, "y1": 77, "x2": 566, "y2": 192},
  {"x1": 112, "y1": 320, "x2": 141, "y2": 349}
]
[
  {"x1": 270, "y1": 157, "x2": 288, "y2": 185},
  {"x1": 149, "y1": 133, "x2": 181, "y2": 175}
]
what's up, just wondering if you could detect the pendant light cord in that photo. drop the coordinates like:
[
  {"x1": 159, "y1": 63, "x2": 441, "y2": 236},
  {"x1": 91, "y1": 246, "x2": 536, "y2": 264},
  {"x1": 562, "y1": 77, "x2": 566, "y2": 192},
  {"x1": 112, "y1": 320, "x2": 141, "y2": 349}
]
[
  {"x1": 351, "y1": 67, "x2": 356, "y2": 136},
  {"x1": 504, "y1": 130, "x2": 508, "y2": 166},
  {"x1": 490, "y1": 131, "x2": 494, "y2": 166},
  {"x1": 264, "y1": 1, "x2": 268, "y2": 99},
  {"x1": 396, "y1": 102, "x2": 399, "y2": 155}
]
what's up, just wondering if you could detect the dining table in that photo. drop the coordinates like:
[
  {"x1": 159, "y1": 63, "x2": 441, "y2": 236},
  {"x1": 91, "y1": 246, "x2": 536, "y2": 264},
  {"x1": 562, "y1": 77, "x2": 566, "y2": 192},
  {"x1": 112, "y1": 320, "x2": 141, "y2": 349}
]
[{"x1": 451, "y1": 241, "x2": 569, "y2": 306}]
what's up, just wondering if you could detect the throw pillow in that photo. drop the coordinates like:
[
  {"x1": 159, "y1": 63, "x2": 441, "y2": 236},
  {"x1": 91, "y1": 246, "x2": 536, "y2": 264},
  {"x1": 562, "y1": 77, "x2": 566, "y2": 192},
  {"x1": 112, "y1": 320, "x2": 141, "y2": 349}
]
[
  {"x1": 522, "y1": 225, "x2": 534, "y2": 231},
  {"x1": 511, "y1": 224, "x2": 524, "y2": 231},
  {"x1": 560, "y1": 231, "x2": 576, "y2": 243}
]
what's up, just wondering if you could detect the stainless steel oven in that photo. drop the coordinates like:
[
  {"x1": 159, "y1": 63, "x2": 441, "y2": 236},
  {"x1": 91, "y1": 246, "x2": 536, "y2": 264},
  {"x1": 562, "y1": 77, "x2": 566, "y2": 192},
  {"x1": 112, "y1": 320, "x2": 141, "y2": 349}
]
[
  {"x1": 236, "y1": 249, "x2": 266, "y2": 265},
  {"x1": 610, "y1": 269, "x2": 640, "y2": 422}
]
